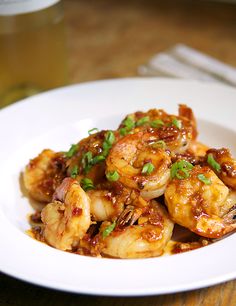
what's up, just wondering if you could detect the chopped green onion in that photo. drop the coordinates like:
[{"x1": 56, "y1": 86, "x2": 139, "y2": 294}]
[
  {"x1": 81, "y1": 151, "x2": 93, "y2": 174},
  {"x1": 119, "y1": 127, "x2": 128, "y2": 136},
  {"x1": 102, "y1": 130, "x2": 116, "y2": 157},
  {"x1": 106, "y1": 171, "x2": 120, "y2": 182},
  {"x1": 151, "y1": 140, "x2": 166, "y2": 149},
  {"x1": 88, "y1": 128, "x2": 99, "y2": 135},
  {"x1": 105, "y1": 130, "x2": 115, "y2": 146},
  {"x1": 102, "y1": 144, "x2": 110, "y2": 157},
  {"x1": 141, "y1": 162, "x2": 155, "y2": 175},
  {"x1": 120, "y1": 116, "x2": 136, "y2": 137},
  {"x1": 83, "y1": 151, "x2": 93, "y2": 164},
  {"x1": 172, "y1": 118, "x2": 182, "y2": 129},
  {"x1": 102, "y1": 221, "x2": 116, "y2": 238},
  {"x1": 92, "y1": 155, "x2": 106, "y2": 164},
  {"x1": 119, "y1": 128, "x2": 133, "y2": 136},
  {"x1": 136, "y1": 116, "x2": 149, "y2": 126},
  {"x1": 150, "y1": 119, "x2": 164, "y2": 128},
  {"x1": 197, "y1": 174, "x2": 212, "y2": 185},
  {"x1": 170, "y1": 160, "x2": 193, "y2": 179},
  {"x1": 207, "y1": 153, "x2": 221, "y2": 173},
  {"x1": 123, "y1": 116, "x2": 135, "y2": 130},
  {"x1": 70, "y1": 165, "x2": 78, "y2": 178},
  {"x1": 80, "y1": 178, "x2": 95, "y2": 191},
  {"x1": 66, "y1": 144, "x2": 78, "y2": 158}
]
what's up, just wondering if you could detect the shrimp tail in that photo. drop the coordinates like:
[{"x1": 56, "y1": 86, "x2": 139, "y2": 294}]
[{"x1": 52, "y1": 177, "x2": 75, "y2": 202}]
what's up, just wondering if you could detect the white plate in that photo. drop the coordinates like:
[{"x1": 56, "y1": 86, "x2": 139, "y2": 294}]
[{"x1": 0, "y1": 78, "x2": 236, "y2": 296}]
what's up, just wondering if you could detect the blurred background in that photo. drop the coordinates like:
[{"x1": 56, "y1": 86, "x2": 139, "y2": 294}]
[{"x1": 0, "y1": 0, "x2": 236, "y2": 108}]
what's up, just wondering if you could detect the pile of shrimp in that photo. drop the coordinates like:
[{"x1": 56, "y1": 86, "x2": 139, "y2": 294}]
[{"x1": 23, "y1": 104, "x2": 236, "y2": 259}]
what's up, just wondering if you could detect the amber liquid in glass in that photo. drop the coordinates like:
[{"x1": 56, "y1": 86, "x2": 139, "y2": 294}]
[{"x1": 0, "y1": 2, "x2": 68, "y2": 108}]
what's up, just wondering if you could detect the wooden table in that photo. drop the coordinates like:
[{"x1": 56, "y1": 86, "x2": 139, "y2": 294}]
[{"x1": 1, "y1": 0, "x2": 236, "y2": 305}]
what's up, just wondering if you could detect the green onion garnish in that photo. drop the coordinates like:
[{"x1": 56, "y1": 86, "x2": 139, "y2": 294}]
[
  {"x1": 197, "y1": 174, "x2": 212, "y2": 185},
  {"x1": 136, "y1": 116, "x2": 149, "y2": 126},
  {"x1": 106, "y1": 171, "x2": 120, "y2": 181},
  {"x1": 102, "y1": 130, "x2": 116, "y2": 157},
  {"x1": 70, "y1": 165, "x2": 78, "y2": 178},
  {"x1": 102, "y1": 221, "x2": 116, "y2": 238},
  {"x1": 66, "y1": 144, "x2": 78, "y2": 158},
  {"x1": 123, "y1": 116, "x2": 135, "y2": 130},
  {"x1": 172, "y1": 118, "x2": 182, "y2": 129},
  {"x1": 88, "y1": 128, "x2": 99, "y2": 135},
  {"x1": 80, "y1": 178, "x2": 95, "y2": 191},
  {"x1": 119, "y1": 116, "x2": 136, "y2": 136},
  {"x1": 119, "y1": 128, "x2": 128, "y2": 136},
  {"x1": 150, "y1": 119, "x2": 164, "y2": 128},
  {"x1": 92, "y1": 155, "x2": 106, "y2": 165},
  {"x1": 170, "y1": 160, "x2": 193, "y2": 179},
  {"x1": 81, "y1": 151, "x2": 93, "y2": 174},
  {"x1": 141, "y1": 162, "x2": 155, "y2": 175},
  {"x1": 207, "y1": 153, "x2": 221, "y2": 173},
  {"x1": 105, "y1": 130, "x2": 115, "y2": 146},
  {"x1": 102, "y1": 143, "x2": 110, "y2": 157},
  {"x1": 151, "y1": 140, "x2": 166, "y2": 149}
]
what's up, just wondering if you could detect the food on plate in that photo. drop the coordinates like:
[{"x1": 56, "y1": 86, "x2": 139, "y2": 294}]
[
  {"x1": 100, "y1": 201, "x2": 174, "y2": 259},
  {"x1": 106, "y1": 131, "x2": 172, "y2": 200},
  {"x1": 23, "y1": 104, "x2": 236, "y2": 258},
  {"x1": 23, "y1": 149, "x2": 67, "y2": 203},
  {"x1": 41, "y1": 177, "x2": 91, "y2": 251},
  {"x1": 165, "y1": 165, "x2": 236, "y2": 238}
]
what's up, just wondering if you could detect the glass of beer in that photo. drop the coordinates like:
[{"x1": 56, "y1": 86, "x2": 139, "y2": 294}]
[{"x1": 0, "y1": 0, "x2": 68, "y2": 108}]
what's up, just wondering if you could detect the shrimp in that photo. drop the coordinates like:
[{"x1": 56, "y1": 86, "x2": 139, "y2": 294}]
[
  {"x1": 188, "y1": 141, "x2": 209, "y2": 157},
  {"x1": 88, "y1": 189, "x2": 123, "y2": 222},
  {"x1": 100, "y1": 201, "x2": 174, "y2": 258},
  {"x1": 41, "y1": 177, "x2": 91, "y2": 251},
  {"x1": 106, "y1": 131, "x2": 171, "y2": 200},
  {"x1": 165, "y1": 165, "x2": 236, "y2": 238},
  {"x1": 118, "y1": 104, "x2": 197, "y2": 154},
  {"x1": 178, "y1": 104, "x2": 198, "y2": 140},
  {"x1": 206, "y1": 148, "x2": 236, "y2": 190},
  {"x1": 23, "y1": 149, "x2": 67, "y2": 203},
  {"x1": 66, "y1": 130, "x2": 119, "y2": 184},
  {"x1": 88, "y1": 185, "x2": 148, "y2": 222}
]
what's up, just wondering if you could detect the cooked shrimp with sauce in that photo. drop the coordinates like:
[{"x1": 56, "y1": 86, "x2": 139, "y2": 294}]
[
  {"x1": 41, "y1": 177, "x2": 91, "y2": 251},
  {"x1": 88, "y1": 185, "x2": 148, "y2": 222},
  {"x1": 118, "y1": 104, "x2": 197, "y2": 154},
  {"x1": 100, "y1": 201, "x2": 174, "y2": 259},
  {"x1": 23, "y1": 149, "x2": 67, "y2": 203},
  {"x1": 106, "y1": 130, "x2": 171, "y2": 200},
  {"x1": 165, "y1": 164, "x2": 236, "y2": 238},
  {"x1": 23, "y1": 104, "x2": 236, "y2": 258}
]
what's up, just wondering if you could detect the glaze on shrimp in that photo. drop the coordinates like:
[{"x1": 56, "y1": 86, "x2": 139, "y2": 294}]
[
  {"x1": 106, "y1": 130, "x2": 171, "y2": 200},
  {"x1": 41, "y1": 178, "x2": 91, "y2": 250},
  {"x1": 165, "y1": 165, "x2": 236, "y2": 238},
  {"x1": 23, "y1": 104, "x2": 236, "y2": 259},
  {"x1": 23, "y1": 149, "x2": 67, "y2": 203},
  {"x1": 206, "y1": 148, "x2": 236, "y2": 190},
  {"x1": 100, "y1": 201, "x2": 174, "y2": 259}
]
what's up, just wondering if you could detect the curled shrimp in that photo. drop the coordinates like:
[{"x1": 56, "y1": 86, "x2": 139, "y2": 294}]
[
  {"x1": 66, "y1": 130, "x2": 119, "y2": 184},
  {"x1": 88, "y1": 185, "x2": 148, "y2": 222},
  {"x1": 188, "y1": 141, "x2": 209, "y2": 157},
  {"x1": 178, "y1": 104, "x2": 198, "y2": 140},
  {"x1": 206, "y1": 148, "x2": 236, "y2": 190},
  {"x1": 100, "y1": 201, "x2": 174, "y2": 259},
  {"x1": 165, "y1": 165, "x2": 236, "y2": 238},
  {"x1": 41, "y1": 177, "x2": 91, "y2": 251},
  {"x1": 106, "y1": 131, "x2": 171, "y2": 200},
  {"x1": 23, "y1": 149, "x2": 67, "y2": 203},
  {"x1": 88, "y1": 189, "x2": 124, "y2": 222},
  {"x1": 118, "y1": 104, "x2": 197, "y2": 154}
]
